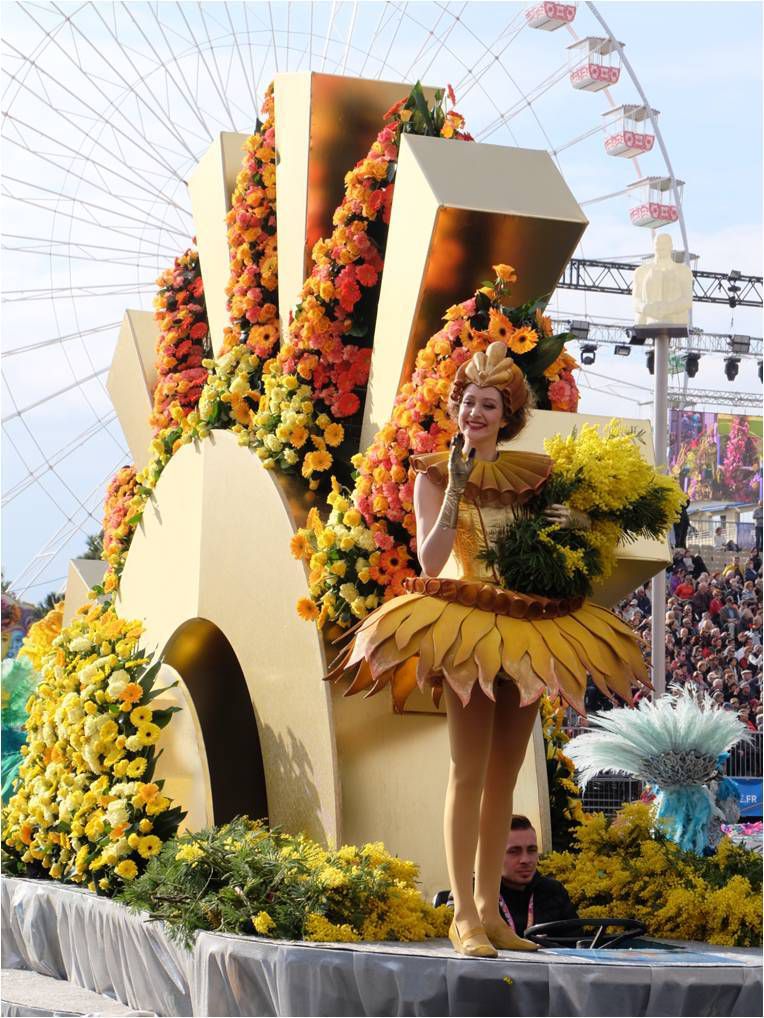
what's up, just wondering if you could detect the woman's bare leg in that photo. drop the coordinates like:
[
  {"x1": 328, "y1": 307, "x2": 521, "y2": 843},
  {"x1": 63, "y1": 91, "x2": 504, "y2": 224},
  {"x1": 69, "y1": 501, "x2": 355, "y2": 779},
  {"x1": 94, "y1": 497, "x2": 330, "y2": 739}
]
[
  {"x1": 473, "y1": 681, "x2": 540, "y2": 929},
  {"x1": 443, "y1": 682, "x2": 495, "y2": 933}
]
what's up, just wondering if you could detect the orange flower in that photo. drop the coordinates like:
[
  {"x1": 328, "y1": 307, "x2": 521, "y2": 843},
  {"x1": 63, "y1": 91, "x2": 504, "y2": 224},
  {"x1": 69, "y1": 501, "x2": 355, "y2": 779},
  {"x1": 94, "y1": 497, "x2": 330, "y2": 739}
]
[
  {"x1": 535, "y1": 308, "x2": 553, "y2": 337},
  {"x1": 290, "y1": 533, "x2": 311, "y2": 560},
  {"x1": 296, "y1": 597, "x2": 320, "y2": 621},
  {"x1": 493, "y1": 264, "x2": 517, "y2": 284},
  {"x1": 137, "y1": 782, "x2": 160, "y2": 803},
  {"x1": 487, "y1": 308, "x2": 514, "y2": 344},
  {"x1": 119, "y1": 683, "x2": 143, "y2": 707},
  {"x1": 506, "y1": 325, "x2": 539, "y2": 355},
  {"x1": 323, "y1": 423, "x2": 344, "y2": 447}
]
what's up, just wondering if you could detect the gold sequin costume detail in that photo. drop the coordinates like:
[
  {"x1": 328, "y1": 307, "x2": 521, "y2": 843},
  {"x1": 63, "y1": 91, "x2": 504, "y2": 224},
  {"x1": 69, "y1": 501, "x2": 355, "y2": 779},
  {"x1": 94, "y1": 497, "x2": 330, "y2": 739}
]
[{"x1": 327, "y1": 450, "x2": 650, "y2": 714}]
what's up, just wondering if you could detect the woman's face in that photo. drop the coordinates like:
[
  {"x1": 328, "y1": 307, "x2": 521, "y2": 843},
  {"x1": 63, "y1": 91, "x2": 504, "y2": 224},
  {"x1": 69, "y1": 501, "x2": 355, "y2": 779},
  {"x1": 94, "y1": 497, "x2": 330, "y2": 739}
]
[{"x1": 458, "y1": 384, "x2": 506, "y2": 448}]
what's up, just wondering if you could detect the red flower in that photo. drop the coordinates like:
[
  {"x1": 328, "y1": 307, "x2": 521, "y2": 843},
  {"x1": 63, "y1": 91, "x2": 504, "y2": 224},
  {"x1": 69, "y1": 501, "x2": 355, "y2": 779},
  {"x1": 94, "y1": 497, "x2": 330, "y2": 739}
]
[
  {"x1": 332, "y1": 391, "x2": 360, "y2": 418},
  {"x1": 190, "y1": 321, "x2": 208, "y2": 340}
]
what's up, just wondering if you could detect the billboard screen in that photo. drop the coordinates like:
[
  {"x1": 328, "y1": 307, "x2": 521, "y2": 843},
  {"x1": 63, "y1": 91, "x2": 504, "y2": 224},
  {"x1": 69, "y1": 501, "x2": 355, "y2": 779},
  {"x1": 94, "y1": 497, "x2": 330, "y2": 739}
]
[{"x1": 669, "y1": 411, "x2": 762, "y2": 503}]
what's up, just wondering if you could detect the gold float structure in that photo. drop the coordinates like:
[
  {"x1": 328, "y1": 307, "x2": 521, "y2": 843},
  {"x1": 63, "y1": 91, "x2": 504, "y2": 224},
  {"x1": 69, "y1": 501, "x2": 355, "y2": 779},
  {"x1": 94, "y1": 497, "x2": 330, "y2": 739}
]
[{"x1": 63, "y1": 75, "x2": 670, "y2": 896}]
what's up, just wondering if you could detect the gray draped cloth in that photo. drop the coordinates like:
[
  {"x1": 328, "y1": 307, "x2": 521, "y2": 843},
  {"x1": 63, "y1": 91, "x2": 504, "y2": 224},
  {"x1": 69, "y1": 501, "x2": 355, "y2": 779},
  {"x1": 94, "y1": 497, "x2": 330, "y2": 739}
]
[{"x1": 3, "y1": 877, "x2": 762, "y2": 1017}]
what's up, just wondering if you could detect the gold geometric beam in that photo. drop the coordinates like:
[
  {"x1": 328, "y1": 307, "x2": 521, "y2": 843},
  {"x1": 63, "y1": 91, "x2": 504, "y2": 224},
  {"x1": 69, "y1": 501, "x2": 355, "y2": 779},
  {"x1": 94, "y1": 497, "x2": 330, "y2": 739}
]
[
  {"x1": 106, "y1": 310, "x2": 159, "y2": 472},
  {"x1": 187, "y1": 132, "x2": 250, "y2": 357},
  {"x1": 361, "y1": 135, "x2": 588, "y2": 448},
  {"x1": 273, "y1": 73, "x2": 436, "y2": 336}
]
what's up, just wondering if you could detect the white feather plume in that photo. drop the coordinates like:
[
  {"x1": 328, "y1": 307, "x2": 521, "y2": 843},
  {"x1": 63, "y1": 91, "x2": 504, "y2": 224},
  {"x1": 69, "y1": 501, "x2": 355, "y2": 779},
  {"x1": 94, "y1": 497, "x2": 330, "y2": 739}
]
[{"x1": 566, "y1": 689, "x2": 750, "y2": 789}]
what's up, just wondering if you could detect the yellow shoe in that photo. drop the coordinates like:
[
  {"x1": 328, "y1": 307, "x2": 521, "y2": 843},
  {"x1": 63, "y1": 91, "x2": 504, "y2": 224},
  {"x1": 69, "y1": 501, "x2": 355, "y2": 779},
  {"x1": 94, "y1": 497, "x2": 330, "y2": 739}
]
[
  {"x1": 484, "y1": 923, "x2": 539, "y2": 952},
  {"x1": 449, "y1": 920, "x2": 498, "y2": 958}
]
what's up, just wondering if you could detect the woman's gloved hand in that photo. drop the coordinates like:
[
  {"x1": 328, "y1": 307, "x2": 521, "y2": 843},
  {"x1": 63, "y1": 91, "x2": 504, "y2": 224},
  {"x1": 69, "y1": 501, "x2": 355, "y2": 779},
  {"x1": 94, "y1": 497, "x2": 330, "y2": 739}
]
[
  {"x1": 544, "y1": 503, "x2": 591, "y2": 530},
  {"x1": 439, "y1": 433, "x2": 476, "y2": 530}
]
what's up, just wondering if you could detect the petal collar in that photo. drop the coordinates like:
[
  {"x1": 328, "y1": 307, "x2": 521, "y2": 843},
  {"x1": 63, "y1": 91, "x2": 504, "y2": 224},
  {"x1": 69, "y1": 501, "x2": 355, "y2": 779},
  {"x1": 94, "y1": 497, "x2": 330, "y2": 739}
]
[{"x1": 412, "y1": 449, "x2": 552, "y2": 506}]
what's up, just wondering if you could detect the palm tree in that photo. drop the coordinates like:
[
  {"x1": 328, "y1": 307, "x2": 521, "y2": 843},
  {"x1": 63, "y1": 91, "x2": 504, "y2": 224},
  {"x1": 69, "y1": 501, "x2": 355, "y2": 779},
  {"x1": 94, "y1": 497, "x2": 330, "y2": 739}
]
[{"x1": 81, "y1": 530, "x2": 104, "y2": 560}]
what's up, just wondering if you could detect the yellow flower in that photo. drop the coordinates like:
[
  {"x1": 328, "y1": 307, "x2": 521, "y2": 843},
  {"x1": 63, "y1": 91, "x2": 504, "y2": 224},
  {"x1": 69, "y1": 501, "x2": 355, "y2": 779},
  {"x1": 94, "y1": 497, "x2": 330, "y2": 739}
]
[
  {"x1": 252, "y1": 910, "x2": 276, "y2": 935},
  {"x1": 323, "y1": 423, "x2": 344, "y2": 447},
  {"x1": 304, "y1": 913, "x2": 360, "y2": 943},
  {"x1": 137, "y1": 723, "x2": 161, "y2": 746},
  {"x1": 137, "y1": 835, "x2": 162, "y2": 859},
  {"x1": 130, "y1": 706, "x2": 153, "y2": 727},
  {"x1": 175, "y1": 843, "x2": 205, "y2": 864},
  {"x1": 290, "y1": 532, "x2": 311, "y2": 560},
  {"x1": 126, "y1": 757, "x2": 148, "y2": 779},
  {"x1": 115, "y1": 859, "x2": 138, "y2": 880}
]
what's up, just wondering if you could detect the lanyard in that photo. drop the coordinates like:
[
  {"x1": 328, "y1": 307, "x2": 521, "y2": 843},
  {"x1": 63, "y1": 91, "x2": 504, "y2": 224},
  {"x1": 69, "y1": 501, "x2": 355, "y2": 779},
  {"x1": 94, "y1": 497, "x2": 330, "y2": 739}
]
[{"x1": 499, "y1": 892, "x2": 534, "y2": 932}]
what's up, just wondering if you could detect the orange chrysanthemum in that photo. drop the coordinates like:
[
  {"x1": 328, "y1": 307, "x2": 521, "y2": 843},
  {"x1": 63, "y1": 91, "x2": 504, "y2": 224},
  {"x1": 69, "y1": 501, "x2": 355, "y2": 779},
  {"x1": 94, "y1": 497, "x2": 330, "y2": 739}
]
[
  {"x1": 506, "y1": 325, "x2": 539, "y2": 355},
  {"x1": 290, "y1": 533, "x2": 310, "y2": 560}
]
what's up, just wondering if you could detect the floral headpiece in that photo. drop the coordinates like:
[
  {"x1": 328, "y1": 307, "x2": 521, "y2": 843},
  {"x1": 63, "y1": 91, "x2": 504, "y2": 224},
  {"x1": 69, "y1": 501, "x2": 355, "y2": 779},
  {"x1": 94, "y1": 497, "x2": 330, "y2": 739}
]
[{"x1": 454, "y1": 341, "x2": 528, "y2": 414}]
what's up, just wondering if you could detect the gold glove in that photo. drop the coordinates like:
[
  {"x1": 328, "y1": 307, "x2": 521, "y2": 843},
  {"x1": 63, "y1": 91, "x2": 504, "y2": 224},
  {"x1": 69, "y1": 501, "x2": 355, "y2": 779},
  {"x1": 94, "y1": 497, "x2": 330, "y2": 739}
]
[
  {"x1": 438, "y1": 434, "x2": 475, "y2": 530},
  {"x1": 544, "y1": 503, "x2": 591, "y2": 530}
]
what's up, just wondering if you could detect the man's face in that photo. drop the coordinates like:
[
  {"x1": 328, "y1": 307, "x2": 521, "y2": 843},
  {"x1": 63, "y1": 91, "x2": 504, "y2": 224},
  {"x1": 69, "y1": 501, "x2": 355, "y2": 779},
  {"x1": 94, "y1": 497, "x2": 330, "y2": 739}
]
[{"x1": 502, "y1": 827, "x2": 539, "y2": 886}]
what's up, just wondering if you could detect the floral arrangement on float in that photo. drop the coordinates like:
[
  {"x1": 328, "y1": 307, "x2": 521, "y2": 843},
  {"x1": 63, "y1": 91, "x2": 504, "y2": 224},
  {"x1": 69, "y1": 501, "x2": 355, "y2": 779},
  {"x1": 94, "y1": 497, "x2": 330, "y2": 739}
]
[
  {"x1": 2, "y1": 603, "x2": 184, "y2": 893},
  {"x1": 483, "y1": 422, "x2": 687, "y2": 600},
  {"x1": 540, "y1": 802, "x2": 762, "y2": 947},
  {"x1": 196, "y1": 85, "x2": 279, "y2": 431},
  {"x1": 249, "y1": 84, "x2": 473, "y2": 488},
  {"x1": 291, "y1": 264, "x2": 588, "y2": 629},
  {"x1": 118, "y1": 816, "x2": 451, "y2": 946},
  {"x1": 150, "y1": 247, "x2": 210, "y2": 433},
  {"x1": 721, "y1": 416, "x2": 761, "y2": 502}
]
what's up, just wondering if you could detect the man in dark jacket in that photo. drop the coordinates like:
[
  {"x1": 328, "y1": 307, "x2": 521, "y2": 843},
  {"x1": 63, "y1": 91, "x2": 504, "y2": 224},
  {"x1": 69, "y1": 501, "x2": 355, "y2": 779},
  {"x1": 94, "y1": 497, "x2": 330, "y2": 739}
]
[{"x1": 499, "y1": 816, "x2": 577, "y2": 936}]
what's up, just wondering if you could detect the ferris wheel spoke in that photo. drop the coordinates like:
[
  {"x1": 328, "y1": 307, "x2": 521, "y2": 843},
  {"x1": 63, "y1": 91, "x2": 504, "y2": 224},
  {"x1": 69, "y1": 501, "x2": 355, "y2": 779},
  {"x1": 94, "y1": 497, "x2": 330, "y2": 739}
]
[
  {"x1": 401, "y1": 2, "x2": 451, "y2": 78},
  {"x1": 268, "y1": 1, "x2": 281, "y2": 73},
  {"x1": 3, "y1": 322, "x2": 123, "y2": 359},
  {"x1": 2, "y1": 283, "x2": 154, "y2": 302},
  {"x1": 375, "y1": 2, "x2": 409, "y2": 80},
  {"x1": 2, "y1": 176, "x2": 192, "y2": 241},
  {"x1": 178, "y1": 3, "x2": 238, "y2": 131}
]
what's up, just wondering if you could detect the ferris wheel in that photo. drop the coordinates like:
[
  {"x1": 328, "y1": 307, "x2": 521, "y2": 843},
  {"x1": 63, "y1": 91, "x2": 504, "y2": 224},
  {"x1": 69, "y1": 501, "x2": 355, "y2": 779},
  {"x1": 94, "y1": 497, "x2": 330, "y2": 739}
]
[{"x1": 1, "y1": 0, "x2": 686, "y2": 599}]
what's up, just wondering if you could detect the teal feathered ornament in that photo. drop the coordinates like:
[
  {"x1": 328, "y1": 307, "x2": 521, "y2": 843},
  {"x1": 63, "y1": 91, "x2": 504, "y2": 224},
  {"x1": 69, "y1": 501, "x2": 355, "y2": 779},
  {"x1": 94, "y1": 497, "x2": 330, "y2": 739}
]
[
  {"x1": 566, "y1": 690, "x2": 749, "y2": 855},
  {"x1": 1, "y1": 656, "x2": 38, "y2": 799}
]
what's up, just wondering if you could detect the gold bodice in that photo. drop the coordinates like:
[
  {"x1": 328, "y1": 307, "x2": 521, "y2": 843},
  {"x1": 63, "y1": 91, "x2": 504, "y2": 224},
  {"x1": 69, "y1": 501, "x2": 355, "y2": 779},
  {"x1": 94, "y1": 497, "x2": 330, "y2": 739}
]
[
  {"x1": 449, "y1": 499, "x2": 511, "y2": 583},
  {"x1": 411, "y1": 448, "x2": 554, "y2": 586}
]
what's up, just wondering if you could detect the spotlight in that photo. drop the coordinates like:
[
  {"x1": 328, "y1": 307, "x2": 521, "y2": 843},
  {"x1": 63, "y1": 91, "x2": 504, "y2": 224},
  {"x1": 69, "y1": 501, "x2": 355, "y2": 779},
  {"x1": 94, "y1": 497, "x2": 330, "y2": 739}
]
[
  {"x1": 628, "y1": 329, "x2": 647, "y2": 346},
  {"x1": 730, "y1": 335, "x2": 751, "y2": 354},
  {"x1": 685, "y1": 353, "x2": 700, "y2": 378},
  {"x1": 580, "y1": 344, "x2": 597, "y2": 366},
  {"x1": 646, "y1": 351, "x2": 654, "y2": 375},
  {"x1": 614, "y1": 344, "x2": 631, "y2": 357},
  {"x1": 724, "y1": 356, "x2": 740, "y2": 382},
  {"x1": 759, "y1": 361, "x2": 763, "y2": 383},
  {"x1": 728, "y1": 269, "x2": 742, "y2": 281},
  {"x1": 568, "y1": 319, "x2": 590, "y2": 341}
]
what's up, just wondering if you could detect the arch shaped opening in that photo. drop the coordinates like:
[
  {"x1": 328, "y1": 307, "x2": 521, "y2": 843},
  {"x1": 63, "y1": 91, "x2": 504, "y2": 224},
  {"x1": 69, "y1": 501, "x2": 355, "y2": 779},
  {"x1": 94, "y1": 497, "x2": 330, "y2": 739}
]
[{"x1": 162, "y1": 618, "x2": 268, "y2": 825}]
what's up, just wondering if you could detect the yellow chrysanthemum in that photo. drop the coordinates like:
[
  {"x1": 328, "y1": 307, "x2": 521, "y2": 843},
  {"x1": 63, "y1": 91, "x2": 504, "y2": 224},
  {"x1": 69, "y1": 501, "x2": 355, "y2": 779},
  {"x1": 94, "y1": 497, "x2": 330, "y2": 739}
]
[
  {"x1": 115, "y1": 859, "x2": 138, "y2": 880},
  {"x1": 506, "y1": 325, "x2": 539, "y2": 355},
  {"x1": 296, "y1": 597, "x2": 320, "y2": 622},
  {"x1": 137, "y1": 835, "x2": 162, "y2": 859}
]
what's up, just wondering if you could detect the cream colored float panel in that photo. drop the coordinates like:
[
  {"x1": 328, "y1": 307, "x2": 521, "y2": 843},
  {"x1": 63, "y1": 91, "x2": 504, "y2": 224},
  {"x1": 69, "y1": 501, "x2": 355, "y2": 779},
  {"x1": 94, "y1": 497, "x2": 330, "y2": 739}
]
[
  {"x1": 187, "y1": 132, "x2": 250, "y2": 357},
  {"x1": 117, "y1": 430, "x2": 340, "y2": 847},
  {"x1": 107, "y1": 310, "x2": 159, "y2": 472},
  {"x1": 506, "y1": 409, "x2": 671, "y2": 604},
  {"x1": 361, "y1": 134, "x2": 588, "y2": 449},
  {"x1": 62, "y1": 558, "x2": 107, "y2": 628},
  {"x1": 273, "y1": 73, "x2": 437, "y2": 333}
]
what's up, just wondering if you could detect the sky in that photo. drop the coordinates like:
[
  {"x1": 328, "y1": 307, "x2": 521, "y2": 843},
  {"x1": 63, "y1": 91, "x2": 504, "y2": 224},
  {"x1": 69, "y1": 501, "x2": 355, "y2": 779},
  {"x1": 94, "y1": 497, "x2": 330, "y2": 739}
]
[{"x1": 1, "y1": 0, "x2": 762, "y2": 602}]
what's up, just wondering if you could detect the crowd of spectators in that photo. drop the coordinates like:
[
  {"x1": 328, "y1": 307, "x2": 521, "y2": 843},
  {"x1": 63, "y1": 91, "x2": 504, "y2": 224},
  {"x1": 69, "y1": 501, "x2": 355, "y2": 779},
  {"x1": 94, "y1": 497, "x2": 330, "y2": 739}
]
[{"x1": 614, "y1": 547, "x2": 763, "y2": 735}]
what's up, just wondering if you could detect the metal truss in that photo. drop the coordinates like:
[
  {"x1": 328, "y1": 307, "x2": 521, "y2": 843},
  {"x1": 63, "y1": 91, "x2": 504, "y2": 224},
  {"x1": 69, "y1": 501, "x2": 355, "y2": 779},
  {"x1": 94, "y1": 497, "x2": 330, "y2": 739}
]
[
  {"x1": 552, "y1": 319, "x2": 763, "y2": 359},
  {"x1": 667, "y1": 388, "x2": 763, "y2": 410},
  {"x1": 558, "y1": 259, "x2": 763, "y2": 308}
]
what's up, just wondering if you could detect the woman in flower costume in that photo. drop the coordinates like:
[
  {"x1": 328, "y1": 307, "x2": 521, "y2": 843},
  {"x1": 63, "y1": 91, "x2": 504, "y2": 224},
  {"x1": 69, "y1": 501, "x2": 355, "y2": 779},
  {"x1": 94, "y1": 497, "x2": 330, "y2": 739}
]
[{"x1": 329, "y1": 341, "x2": 650, "y2": 958}]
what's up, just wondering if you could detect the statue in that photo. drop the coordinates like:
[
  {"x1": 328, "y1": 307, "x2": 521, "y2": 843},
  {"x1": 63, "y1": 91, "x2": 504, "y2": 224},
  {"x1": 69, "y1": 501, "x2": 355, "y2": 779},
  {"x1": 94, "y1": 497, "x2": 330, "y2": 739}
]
[{"x1": 632, "y1": 233, "x2": 692, "y2": 327}]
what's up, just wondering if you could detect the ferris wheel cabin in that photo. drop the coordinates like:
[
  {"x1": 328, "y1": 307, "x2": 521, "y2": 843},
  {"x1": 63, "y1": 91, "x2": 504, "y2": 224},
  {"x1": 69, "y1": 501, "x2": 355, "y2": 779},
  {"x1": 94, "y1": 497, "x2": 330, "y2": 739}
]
[
  {"x1": 603, "y1": 105, "x2": 658, "y2": 158},
  {"x1": 524, "y1": 1, "x2": 577, "y2": 31},
  {"x1": 628, "y1": 176, "x2": 685, "y2": 228},
  {"x1": 567, "y1": 37, "x2": 622, "y2": 91}
]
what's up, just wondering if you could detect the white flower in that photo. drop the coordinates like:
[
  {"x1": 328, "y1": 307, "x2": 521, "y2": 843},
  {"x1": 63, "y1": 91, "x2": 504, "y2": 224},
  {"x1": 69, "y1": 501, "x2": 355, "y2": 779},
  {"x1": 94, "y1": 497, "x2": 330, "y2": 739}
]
[{"x1": 69, "y1": 637, "x2": 92, "y2": 653}]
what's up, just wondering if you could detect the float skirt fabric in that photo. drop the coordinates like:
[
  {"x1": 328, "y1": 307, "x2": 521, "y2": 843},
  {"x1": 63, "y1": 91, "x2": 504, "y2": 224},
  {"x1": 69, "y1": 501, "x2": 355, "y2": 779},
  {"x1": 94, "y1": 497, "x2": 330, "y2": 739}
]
[{"x1": 328, "y1": 582, "x2": 648, "y2": 714}]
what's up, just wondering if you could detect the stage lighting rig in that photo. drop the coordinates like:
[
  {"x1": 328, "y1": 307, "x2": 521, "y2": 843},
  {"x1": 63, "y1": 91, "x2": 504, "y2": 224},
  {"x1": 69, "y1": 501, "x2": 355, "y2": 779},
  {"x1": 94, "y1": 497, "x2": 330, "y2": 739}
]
[
  {"x1": 730, "y1": 335, "x2": 751, "y2": 354},
  {"x1": 614, "y1": 344, "x2": 631, "y2": 357},
  {"x1": 580, "y1": 344, "x2": 597, "y2": 365},
  {"x1": 568, "y1": 320, "x2": 590, "y2": 341},
  {"x1": 646, "y1": 351, "x2": 654, "y2": 375},
  {"x1": 724, "y1": 356, "x2": 740, "y2": 381},
  {"x1": 685, "y1": 353, "x2": 700, "y2": 378},
  {"x1": 727, "y1": 269, "x2": 742, "y2": 308}
]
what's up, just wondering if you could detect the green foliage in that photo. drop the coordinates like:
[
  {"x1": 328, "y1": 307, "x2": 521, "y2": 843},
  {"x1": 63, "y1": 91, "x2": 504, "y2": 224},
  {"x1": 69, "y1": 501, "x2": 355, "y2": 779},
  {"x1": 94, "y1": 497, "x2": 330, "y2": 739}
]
[{"x1": 118, "y1": 818, "x2": 450, "y2": 949}]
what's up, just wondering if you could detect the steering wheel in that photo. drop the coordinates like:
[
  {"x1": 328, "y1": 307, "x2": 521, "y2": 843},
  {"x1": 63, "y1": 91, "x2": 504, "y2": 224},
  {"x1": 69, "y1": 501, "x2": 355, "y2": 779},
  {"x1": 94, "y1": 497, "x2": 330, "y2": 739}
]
[{"x1": 524, "y1": 918, "x2": 647, "y2": 949}]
